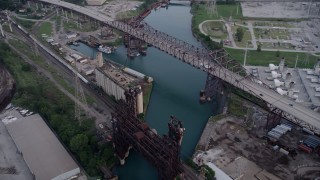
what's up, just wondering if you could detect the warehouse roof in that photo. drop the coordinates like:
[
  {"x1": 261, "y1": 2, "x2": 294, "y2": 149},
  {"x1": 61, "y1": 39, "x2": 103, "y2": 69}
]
[{"x1": 5, "y1": 113, "x2": 80, "y2": 180}]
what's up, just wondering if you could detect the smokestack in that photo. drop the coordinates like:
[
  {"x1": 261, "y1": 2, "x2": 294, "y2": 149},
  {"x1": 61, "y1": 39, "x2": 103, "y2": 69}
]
[{"x1": 96, "y1": 52, "x2": 103, "y2": 67}]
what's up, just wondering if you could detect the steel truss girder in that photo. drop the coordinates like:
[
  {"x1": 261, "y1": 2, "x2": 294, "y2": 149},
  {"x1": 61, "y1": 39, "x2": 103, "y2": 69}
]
[
  {"x1": 102, "y1": 20, "x2": 319, "y2": 134},
  {"x1": 112, "y1": 90, "x2": 183, "y2": 180}
]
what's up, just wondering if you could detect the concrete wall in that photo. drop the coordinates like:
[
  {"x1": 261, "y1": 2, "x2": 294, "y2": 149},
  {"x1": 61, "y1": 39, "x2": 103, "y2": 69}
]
[
  {"x1": 52, "y1": 168, "x2": 80, "y2": 180},
  {"x1": 95, "y1": 69, "x2": 126, "y2": 101}
]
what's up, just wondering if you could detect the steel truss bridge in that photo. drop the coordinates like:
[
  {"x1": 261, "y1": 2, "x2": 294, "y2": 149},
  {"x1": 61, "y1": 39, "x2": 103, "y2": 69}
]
[
  {"x1": 112, "y1": 89, "x2": 184, "y2": 180},
  {"x1": 38, "y1": 0, "x2": 320, "y2": 133}
]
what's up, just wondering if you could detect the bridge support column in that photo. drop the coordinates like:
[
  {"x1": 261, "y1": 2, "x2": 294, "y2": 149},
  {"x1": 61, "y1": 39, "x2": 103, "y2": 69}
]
[
  {"x1": 266, "y1": 107, "x2": 283, "y2": 130},
  {"x1": 0, "y1": 24, "x2": 4, "y2": 37},
  {"x1": 125, "y1": 35, "x2": 147, "y2": 58},
  {"x1": 200, "y1": 73, "x2": 224, "y2": 103},
  {"x1": 71, "y1": 10, "x2": 73, "y2": 18},
  {"x1": 8, "y1": 22, "x2": 12, "y2": 32}
]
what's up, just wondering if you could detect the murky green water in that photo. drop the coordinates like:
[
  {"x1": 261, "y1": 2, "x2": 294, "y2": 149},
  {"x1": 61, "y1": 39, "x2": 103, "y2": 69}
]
[{"x1": 71, "y1": 5, "x2": 223, "y2": 180}]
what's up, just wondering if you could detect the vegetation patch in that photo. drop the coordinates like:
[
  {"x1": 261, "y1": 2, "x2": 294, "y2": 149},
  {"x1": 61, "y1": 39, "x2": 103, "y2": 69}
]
[
  {"x1": 202, "y1": 21, "x2": 227, "y2": 39},
  {"x1": 225, "y1": 47, "x2": 318, "y2": 68},
  {"x1": 38, "y1": 22, "x2": 53, "y2": 36},
  {"x1": 0, "y1": 41, "x2": 116, "y2": 177},
  {"x1": 142, "y1": 82, "x2": 153, "y2": 114},
  {"x1": 14, "y1": 18, "x2": 35, "y2": 30},
  {"x1": 227, "y1": 93, "x2": 247, "y2": 118}
]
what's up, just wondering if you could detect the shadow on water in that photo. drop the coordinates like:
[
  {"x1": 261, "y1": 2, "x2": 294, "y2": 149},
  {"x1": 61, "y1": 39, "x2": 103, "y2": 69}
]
[{"x1": 70, "y1": 5, "x2": 225, "y2": 180}]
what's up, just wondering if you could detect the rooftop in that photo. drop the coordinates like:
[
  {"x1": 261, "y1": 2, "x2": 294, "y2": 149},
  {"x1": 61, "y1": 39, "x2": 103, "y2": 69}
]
[
  {"x1": 97, "y1": 62, "x2": 138, "y2": 89},
  {"x1": 3, "y1": 111, "x2": 80, "y2": 180}
]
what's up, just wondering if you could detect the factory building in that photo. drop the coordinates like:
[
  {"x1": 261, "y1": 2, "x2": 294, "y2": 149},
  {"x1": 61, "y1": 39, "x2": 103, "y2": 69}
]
[
  {"x1": 95, "y1": 54, "x2": 149, "y2": 114},
  {"x1": 4, "y1": 113, "x2": 81, "y2": 180}
]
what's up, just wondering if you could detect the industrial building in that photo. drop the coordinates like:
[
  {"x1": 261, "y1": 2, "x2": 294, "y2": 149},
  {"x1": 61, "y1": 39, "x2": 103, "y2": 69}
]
[
  {"x1": 95, "y1": 54, "x2": 148, "y2": 114},
  {"x1": 86, "y1": 0, "x2": 106, "y2": 6},
  {"x1": 4, "y1": 112, "x2": 80, "y2": 180},
  {"x1": 247, "y1": 59, "x2": 320, "y2": 111}
]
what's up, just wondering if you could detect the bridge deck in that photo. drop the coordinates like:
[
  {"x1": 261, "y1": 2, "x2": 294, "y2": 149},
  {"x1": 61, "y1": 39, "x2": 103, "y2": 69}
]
[{"x1": 38, "y1": 0, "x2": 320, "y2": 134}]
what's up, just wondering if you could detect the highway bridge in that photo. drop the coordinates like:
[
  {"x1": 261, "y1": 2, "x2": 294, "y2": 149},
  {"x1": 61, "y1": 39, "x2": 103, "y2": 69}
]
[
  {"x1": 36, "y1": 0, "x2": 320, "y2": 134},
  {"x1": 0, "y1": 65, "x2": 15, "y2": 112}
]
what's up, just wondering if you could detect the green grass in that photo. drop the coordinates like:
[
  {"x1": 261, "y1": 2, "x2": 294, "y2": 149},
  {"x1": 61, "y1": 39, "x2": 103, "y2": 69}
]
[
  {"x1": 0, "y1": 41, "x2": 113, "y2": 177},
  {"x1": 225, "y1": 47, "x2": 318, "y2": 68},
  {"x1": 231, "y1": 25, "x2": 252, "y2": 47},
  {"x1": 192, "y1": 3, "x2": 243, "y2": 28},
  {"x1": 38, "y1": 22, "x2": 53, "y2": 36},
  {"x1": 209, "y1": 114, "x2": 227, "y2": 122},
  {"x1": 254, "y1": 28, "x2": 290, "y2": 40},
  {"x1": 253, "y1": 21, "x2": 294, "y2": 28},
  {"x1": 260, "y1": 42, "x2": 294, "y2": 50},
  {"x1": 202, "y1": 21, "x2": 228, "y2": 39},
  {"x1": 14, "y1": 18, "x2": 35, "y2": 30},
  {"x1": 142, "y1": 83, "x2": 153, "y2": 114},
  {"x1": 228, "y1": 94, "x2": 247, "y2": 118},
  {"x1": 116, "y1": 10, "x2": 140, "y2": 20},
  {"x1": 63, "y1": 20, "x2": 97, "y2": 32}
]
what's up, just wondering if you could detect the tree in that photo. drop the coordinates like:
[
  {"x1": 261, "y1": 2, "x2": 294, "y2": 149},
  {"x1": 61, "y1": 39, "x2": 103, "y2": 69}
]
[
  {"x1": 276, "y1": 50, "x2": 280, "y2": 57},
  {"x1": 257, "y1": 43, "x2": 262, "y2": 52},
  {"x1": 235, "y1": 27, "x2": 244, "y2": 42},
  {"x1": 219, "y1": 40, "x2": 224, "y2": 48},
  {"x1": 69, "y1": 133, "x2": 88, "y2": 152}
]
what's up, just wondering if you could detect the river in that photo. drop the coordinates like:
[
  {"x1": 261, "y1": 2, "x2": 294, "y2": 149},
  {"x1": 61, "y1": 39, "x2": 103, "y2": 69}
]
[{"x1": 71, "y1": 4, "x2": 223, "y2": 180}]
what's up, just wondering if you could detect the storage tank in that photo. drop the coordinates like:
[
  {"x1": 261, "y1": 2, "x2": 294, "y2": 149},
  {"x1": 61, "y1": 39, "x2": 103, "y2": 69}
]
[
  {"x1": 96, "y1": 52, "x2": 103, "y2": 67},
  {"x1": 279, "y1": 148, "x2": 289, "y2": 155},
  {"x1": 276, "y1": 88, "x2": 287, "y2": 95},
  {"x1": 274, "y1": 79, "x2": 284, "y2": 87},
  {"x1": 136, "y1": 85, "x2": 143, "y2": 114},
  {"x1": 269, "y1": 64, "x2": 278, "y2": 70},
  {"x1": 271, "y1": 71, "x2": 281, "y2": 78}
]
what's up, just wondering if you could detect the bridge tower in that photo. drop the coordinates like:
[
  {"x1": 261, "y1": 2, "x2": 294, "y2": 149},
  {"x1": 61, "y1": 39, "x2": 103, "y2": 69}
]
[
  {"x1": 200, "y1": 73, "x2": 225, "y2": 103},
  {"x1": 0, "y1": 23, "x2": 4, "y2": 37},
  {"x1": 112, "y1": 88, "x2": 185, "y2": 179}
]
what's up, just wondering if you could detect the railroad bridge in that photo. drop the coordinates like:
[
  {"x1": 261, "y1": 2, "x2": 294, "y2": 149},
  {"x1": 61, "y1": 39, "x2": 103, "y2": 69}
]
[
  {"x1": 111, "y1": 88, "x2": 185, "y2": 180},
  {"x1": 33, "y1": 0, "x2": 320, "y2": 177},
  {"x1": 38, "y1": 0, "x2": 320, "y2": 134}
]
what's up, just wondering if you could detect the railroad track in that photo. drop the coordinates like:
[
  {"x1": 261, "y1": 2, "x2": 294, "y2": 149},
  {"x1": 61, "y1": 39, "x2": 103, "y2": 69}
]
[{"x1": 6, "y1": 17, "x2": 116, "y2": 110}]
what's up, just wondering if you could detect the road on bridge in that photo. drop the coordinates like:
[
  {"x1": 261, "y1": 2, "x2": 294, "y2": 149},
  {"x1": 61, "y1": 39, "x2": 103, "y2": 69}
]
[{"x1": 37, "y1": 0, "x2": 320, "y2": 134}]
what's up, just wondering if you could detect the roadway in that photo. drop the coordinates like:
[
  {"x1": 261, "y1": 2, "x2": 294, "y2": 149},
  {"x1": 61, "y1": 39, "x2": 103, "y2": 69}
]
[{"x1": 37, "y1": 0, "x2": 320, "y2": 134}]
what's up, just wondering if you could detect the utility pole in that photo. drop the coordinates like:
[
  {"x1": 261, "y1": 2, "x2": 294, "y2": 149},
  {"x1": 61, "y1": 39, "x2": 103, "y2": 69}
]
[
  {"x1": 243, "y1": 41, "x2": 248, "y2": 66},
  {"x1": 0, "y1": 23, "x2": 4, "y2": 37},
  {"x1": 307, "y1": 0, "x2": 312, "y2": 19},
  {"x1": 34, "y1": 40, "x2": 39, "y2": 56},
  {"x1": 295, "y1": 54, "x2": 299, "y2": 68},
  {"x1": 74, "y1": 70, "x2": 88, "y2": 126}
]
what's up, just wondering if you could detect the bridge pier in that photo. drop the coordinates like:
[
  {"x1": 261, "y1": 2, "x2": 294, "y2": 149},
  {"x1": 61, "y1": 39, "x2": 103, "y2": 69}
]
[
  {"x1": 125, "y1": 34, "x2": 147, "y2": 58},
  {"x1": 112, "y1": 88, "x2": 184, "y2": 180},
  {"x1": 266, "y1": 107, "x2": 283, "y2": 130},
  {"x1": 200, "y1": 73, "x2": 224, "y2": 103}
]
